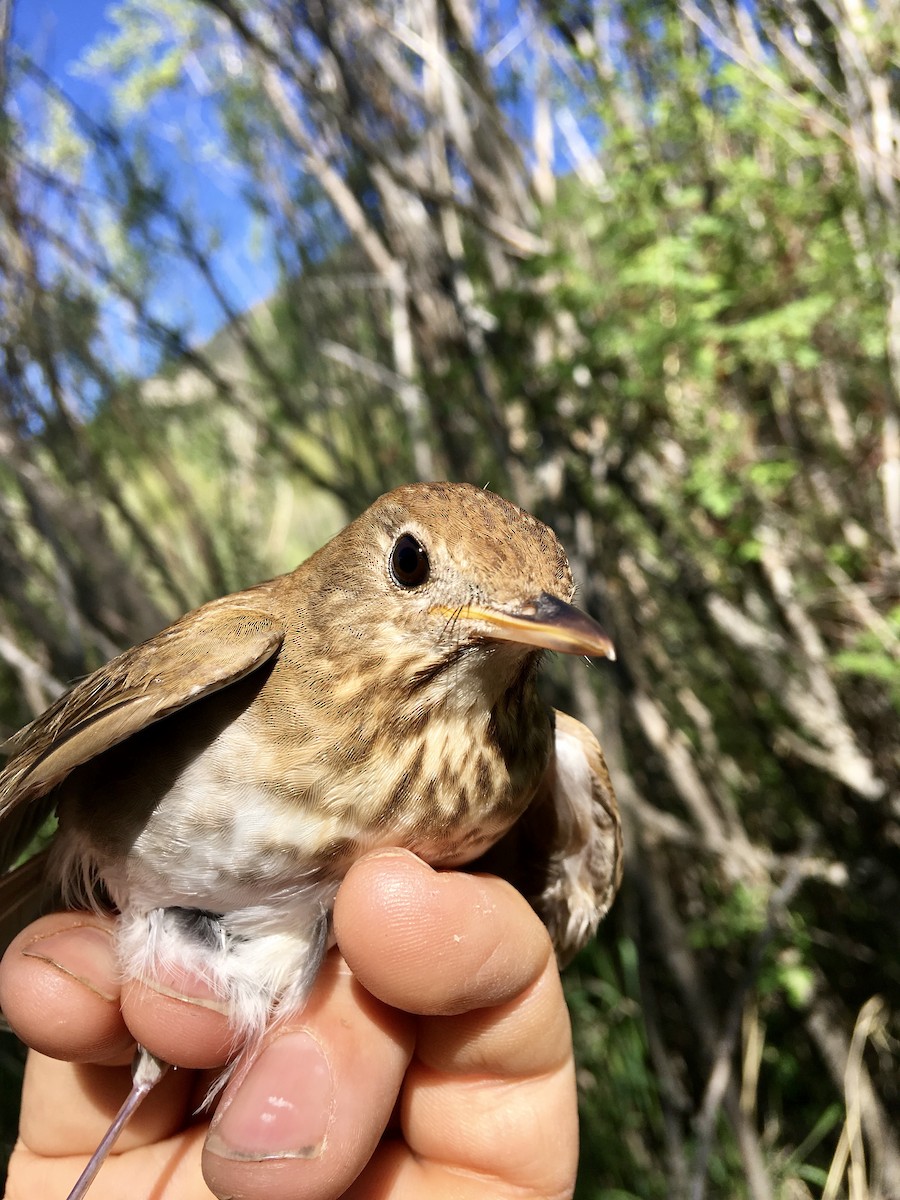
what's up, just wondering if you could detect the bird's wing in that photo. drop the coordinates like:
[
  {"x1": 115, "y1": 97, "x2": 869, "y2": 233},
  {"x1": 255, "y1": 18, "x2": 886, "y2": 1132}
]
[
  {"x1": 0, "y1": 599, "x2": 284, "y2": 872},
  {"x1": 535, "y1": 710, "x2": 623, "y2": 964},
  {"x1": 481, "y1": 710, "x2": 622, "y2": 966}
]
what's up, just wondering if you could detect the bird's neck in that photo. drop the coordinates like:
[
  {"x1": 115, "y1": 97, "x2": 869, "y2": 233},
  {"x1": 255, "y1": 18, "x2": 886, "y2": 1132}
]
[
  {"x1": 397, "y1": 643, "x2": 552, "y2": 805},
  {"x1": 400, "y1": 640, "x2": 542, "y2": 722},
  {"x1": 249, "y1": 629, "x2": 553, "y2": 870}
]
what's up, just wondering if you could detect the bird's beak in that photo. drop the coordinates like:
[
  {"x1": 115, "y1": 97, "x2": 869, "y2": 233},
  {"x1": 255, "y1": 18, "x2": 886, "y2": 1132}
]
[{"x1": 432, "y1": 593, "x2": 616, "y2": 660}]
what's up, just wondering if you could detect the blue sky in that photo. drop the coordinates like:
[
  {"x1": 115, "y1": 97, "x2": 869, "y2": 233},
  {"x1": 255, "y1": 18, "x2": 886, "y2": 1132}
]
[
  {"x1": 14, "y1": 1, "x2": 111, "y2": 57},
  {"x1": 10, "y1": 2, "x2": 571, "y2": 362},
  {"x1": 13, "y1": 0, "x2": 278, "y2": 353},
  {"x1": 14, "y1": 0, "x2": 115, "y2": 107}
]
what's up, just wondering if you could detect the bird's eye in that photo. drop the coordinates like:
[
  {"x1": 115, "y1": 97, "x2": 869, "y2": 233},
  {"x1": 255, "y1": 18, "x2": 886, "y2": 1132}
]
[{"x1": 390, "y1": 534, "x2": 430, "y2": 588}]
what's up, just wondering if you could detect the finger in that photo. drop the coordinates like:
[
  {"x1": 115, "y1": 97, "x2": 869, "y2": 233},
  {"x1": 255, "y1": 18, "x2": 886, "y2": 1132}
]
[
  {"x1": 0, "y1": 911, "x2": 229, "y2": 1171},
  {"x1": 333, "y1": 849, "x2": 559, "y2": 1038},
  {"x1": 7, "y1": 1107, "x2": 213, "y2": 1200},
  {"x1": 0, "y1": 911, "x2": 235, "y2": 1072},
  {"x1": 0, "y1": 912, "x2": 133, "y2": 1064},
  {"x1": 202, "y1": 952, "x2": 414, "y2": 1200},
  {"x1": 120, "y1": 968, "x2": 235, "y2": 1071},
  {"x1": 14, "y1": 1050, "x2": 198, "y2": 1164},
  {"x1": 397, "y1": 956, "x2": 578, "y2": 1198},
  {"x1": 333, "y1": 850, "x2": 578, "y2": 1199}
]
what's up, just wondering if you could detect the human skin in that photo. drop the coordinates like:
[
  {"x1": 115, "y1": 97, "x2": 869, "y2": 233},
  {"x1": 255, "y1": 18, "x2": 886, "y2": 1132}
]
[{"x1": 0, "y1": 849, "x2": 579, "y2": 1200}]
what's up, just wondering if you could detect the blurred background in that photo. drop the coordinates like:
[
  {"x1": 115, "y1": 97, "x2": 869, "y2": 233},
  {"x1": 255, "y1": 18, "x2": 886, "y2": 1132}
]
[{"x1": 1, "y1": 1, "x2": 899, "y2": 1196}]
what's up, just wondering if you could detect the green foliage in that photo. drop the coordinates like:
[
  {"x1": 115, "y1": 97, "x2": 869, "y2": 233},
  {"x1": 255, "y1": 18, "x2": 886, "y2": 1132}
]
[
  {"x1": 4, "y1": 0, "x2": 900, "y2": 1196},
  {"x1": 569, "y1": 939, "x2": 670, "y2": 1200},
  {"x1": 75, "y1": 0, "x2": 208, "y2": 118},
  {"x1": 834, "y1": 606, "x2": 900, "y2": 711},
  {"x1": 688, "y1": 882, "x2": 768, "y2": 951}
]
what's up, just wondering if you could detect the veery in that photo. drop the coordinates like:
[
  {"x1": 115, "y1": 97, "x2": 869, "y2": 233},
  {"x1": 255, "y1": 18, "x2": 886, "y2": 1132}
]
[{"x1": 0, "y1": 481, "x2": 621, "y2": 1197}]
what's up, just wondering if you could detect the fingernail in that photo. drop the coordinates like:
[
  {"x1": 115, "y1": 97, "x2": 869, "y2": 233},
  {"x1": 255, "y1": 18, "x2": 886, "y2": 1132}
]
[
  {"x1": 207, "y1": 1031, "x2": 334, "y2": 1160},
  {"x1": 22, "y1": 925, "x2": 118, "y2": 1001},
  {"x1": 142, "y1": 963, "x2": 230, "y2": 1014}
]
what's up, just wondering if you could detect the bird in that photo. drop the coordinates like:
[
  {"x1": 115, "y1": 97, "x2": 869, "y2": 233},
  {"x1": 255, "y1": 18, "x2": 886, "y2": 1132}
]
[{"x1": 0, "y1": 480, "x2": 621, "y2": 1198}]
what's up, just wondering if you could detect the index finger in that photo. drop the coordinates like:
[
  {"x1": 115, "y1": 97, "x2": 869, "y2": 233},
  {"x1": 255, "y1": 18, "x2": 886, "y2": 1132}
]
[
  {"x1": 334, "y1": 848, "x2": 572, "y2": 1075},
  {"x1": 333, "y1": 850, "x2": 579, "y2": 1198}
]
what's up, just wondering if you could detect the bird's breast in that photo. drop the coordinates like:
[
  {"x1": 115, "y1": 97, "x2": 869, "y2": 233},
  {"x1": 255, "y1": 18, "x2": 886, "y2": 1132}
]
[{"x1": 54, "y1": 679, "x2": 552, "y2": 913}]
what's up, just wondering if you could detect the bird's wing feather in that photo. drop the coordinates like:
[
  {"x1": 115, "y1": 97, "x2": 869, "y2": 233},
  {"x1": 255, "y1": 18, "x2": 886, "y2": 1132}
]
[
  {"x1": 535, "y1": 710, "x2": 623, "y2": 964},
  {"x1": 481, "y1": 709, "x2": 622, "y2": 966},
  {"x1": 0, "y1": 600, "x2": 284, "y2": 871}
]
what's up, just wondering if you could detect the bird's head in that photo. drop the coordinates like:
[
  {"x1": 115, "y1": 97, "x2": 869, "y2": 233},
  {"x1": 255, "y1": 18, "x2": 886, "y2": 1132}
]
[{"x1": 302, "y1": 483, "x2": 614, "y2": 700}]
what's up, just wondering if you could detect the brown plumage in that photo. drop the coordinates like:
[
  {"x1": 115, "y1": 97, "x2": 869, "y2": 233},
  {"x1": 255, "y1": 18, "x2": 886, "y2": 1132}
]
[{"x1": 0, "y1": 481, "x2": 621, "y2": 1197}]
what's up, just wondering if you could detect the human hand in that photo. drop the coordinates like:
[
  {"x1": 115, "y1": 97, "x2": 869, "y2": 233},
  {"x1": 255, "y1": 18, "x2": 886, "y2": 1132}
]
[{"x1": 0, "y1": 849, "x2": 578, "y2": 1199}]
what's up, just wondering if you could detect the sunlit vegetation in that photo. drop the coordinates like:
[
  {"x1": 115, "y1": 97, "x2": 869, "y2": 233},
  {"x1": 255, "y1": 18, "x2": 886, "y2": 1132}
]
[{"x1": 2, "y1": 2, "x2": 899, "y2": 1195}]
